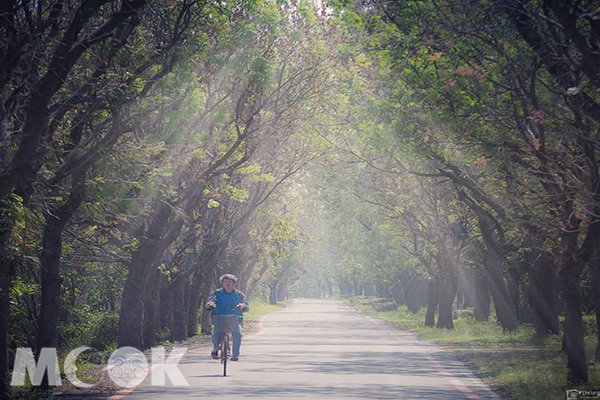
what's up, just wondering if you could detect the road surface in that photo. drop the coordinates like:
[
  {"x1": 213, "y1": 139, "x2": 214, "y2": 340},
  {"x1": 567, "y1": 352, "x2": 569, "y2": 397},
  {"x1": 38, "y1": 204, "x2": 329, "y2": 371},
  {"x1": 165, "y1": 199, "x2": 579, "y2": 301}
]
[{"x1": 120, "y1": 299, "x2": 502, "y2": 399}]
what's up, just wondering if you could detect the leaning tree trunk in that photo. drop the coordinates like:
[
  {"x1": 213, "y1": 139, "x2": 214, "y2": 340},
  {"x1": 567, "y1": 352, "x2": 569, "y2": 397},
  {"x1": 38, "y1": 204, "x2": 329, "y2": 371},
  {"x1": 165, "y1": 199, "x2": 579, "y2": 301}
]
[
  {"x1": 483, "y1": 241, "x2": 519, "y2": 331},
  {"x1": 36, "y1": 171, "x2": 87, "y2": 389},
  {"x1": 590, "y1": 254, "x2": 600, "y2": 363},
  {"x1": 473, "y1": 212, "x2": 519, "y2": 330}
]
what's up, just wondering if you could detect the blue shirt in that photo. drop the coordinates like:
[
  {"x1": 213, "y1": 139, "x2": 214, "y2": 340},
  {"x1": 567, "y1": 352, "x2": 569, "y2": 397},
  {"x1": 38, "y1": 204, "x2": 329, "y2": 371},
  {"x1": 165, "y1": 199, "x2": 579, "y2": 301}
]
[{"x1": 208, "y1": 288, "x2": 249, "y2": 318}]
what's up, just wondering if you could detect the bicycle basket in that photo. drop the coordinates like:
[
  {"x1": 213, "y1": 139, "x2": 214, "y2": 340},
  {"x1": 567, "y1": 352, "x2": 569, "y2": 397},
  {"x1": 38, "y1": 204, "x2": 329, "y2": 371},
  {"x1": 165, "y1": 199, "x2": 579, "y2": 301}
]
[{"x1": 212, "y1": 314, "x2": 239, "y2": 332}]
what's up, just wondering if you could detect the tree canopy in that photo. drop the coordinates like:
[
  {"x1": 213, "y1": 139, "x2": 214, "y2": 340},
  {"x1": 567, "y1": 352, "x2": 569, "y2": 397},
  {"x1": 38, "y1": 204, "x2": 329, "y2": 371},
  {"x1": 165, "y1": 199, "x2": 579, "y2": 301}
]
[{"x1": 1, "y1": 0, "x2": 599, "y2": 397}]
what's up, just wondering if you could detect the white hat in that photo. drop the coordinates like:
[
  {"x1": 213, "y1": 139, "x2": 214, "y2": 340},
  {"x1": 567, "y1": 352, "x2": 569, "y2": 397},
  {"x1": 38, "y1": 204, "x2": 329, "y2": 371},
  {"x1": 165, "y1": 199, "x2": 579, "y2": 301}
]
[{"x1": 219, "y1": 273, "x2": 238, "y2": 284}]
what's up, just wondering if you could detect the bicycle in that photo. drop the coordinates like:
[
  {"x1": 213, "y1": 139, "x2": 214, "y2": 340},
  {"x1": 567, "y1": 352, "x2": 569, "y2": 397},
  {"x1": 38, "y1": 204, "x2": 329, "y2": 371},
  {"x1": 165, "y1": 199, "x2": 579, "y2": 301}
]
[{"x1": 212, "y1": 314, "x2": 240, "y2": 377}]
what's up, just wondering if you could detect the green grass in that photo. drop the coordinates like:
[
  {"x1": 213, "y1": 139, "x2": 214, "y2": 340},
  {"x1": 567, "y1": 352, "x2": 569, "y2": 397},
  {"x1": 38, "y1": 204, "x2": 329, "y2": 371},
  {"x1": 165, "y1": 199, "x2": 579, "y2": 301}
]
[
  {"x1": 346, "y1": 296, "x2": 600, "y2": 400},
  {"x1": 244, "y1": 300, "x2": 285, "y2": 321}
]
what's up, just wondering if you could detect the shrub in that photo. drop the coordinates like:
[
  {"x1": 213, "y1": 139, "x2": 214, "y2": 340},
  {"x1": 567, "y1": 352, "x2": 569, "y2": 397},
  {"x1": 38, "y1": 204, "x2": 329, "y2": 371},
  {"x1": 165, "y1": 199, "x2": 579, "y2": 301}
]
[
  {"x1": 374, "y1": 301, "x2": 398, "y2": 312},
  {"x1": 88, "y1": 312, "x2": 119, "y2": 351}
]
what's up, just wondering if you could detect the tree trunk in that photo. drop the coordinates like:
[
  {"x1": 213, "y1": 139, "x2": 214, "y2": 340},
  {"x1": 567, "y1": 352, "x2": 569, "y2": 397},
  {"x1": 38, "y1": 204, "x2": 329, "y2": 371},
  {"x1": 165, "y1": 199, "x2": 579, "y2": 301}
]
[
  {"x1": 277, "y1": 277, "x2": 288, "y2": 302},
  {"x1": 269, "y1": 284, "x2": 277, "y2": 305},
  {"x1": 560, "y1": 260, "x2": 588, "y2": 384},
  {"x1": 392, "y1": 282, "x2": 405, "y2": 307},
  {"x1": 159, "y1": 275, "x2": 173, "y2": 336},
  {"x1": 171, "y1": 275, "x2": 187, "y2": 341},
  {"x1": 36, "y1": 171, "x2": 86, "y2": 389},
  {"x1": 0, "y1": 203, "x2": 14, "y2": 399},
  {"x1": 506, "y1": 266, "x2": 521, "y2": 321},
  {"x1": 590, "y1": 254, "x2": 600, "y2": 363},
  {"x1": 189, "y1": 242, "x2": 224, "y2": 337},
  {"x1": 484, "y1": 243, "x2": 519, "y2": 331},
  {"x1": 436, "y1": 273, "x2": 457, "y2": 330},
  {"x1": 474, "y1": 270, "x2": 491, "y2": 321},
  {"x1": 528, "y1": 252, "x2": 559, "y2": 335},
  {"x1": 118, "y1": 201, "x2": 172, "y2": 349},
  {"x1": 142, "y1": 266, "x2": 161, "y2": 348},
  {"x1": 425, "y1": 279, "x2": 439, "y2": 327},
  {"x1": 186, "y1": 273, "x2": 202, "y2": 337},
  {"x1": 558, "y1": 223, "x2": 589, "y2": 385},
  {"x1": 200, "y1": 271, "x2": 215, "y2": 335},
  {"x1": 400, "y1": 277, "x2": 425, "y2": 312}
]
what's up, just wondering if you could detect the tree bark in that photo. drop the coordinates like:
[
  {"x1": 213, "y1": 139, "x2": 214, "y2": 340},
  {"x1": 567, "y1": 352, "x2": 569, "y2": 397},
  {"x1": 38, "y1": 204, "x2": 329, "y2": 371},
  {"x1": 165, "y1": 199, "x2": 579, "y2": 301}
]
[
  {"x1": 269, "y1": 284, "x2": 278, "y2": 305},
  {"x1": 484, "y1": 245, "x2": 519, "y2": 331},
  {"x1": 528, "y1": 252, "x2": 559, "y2": 335},
  {"x1": 0, "y1": 201, "x2": 14, "y2": 399},
  {"x1": 506, "y1": 266, "x2": 521, "y2": 321},
  {"x1": 589, "y1": 254, "x2": 600, "y2": 362},
  {"x1": 200, "y1": 273, "x2": 215, "y2": 334},
  {"x1": 560, "y1": 260, "x2": 588, "y2": 384},
  {"x1": 142, "y1": 265, "x2": 161, "y2": 348},
  {"x1": 474, "y1": 269, "x2": 491, "y2": 322},
  {"x1": 36, "y1": 170, "x2": 87, "y2": 389},
  {"x1": 118, "y1": 201, "x2": 173, "y2": 349},
  {"x1": 277, "y1": 277, "x2": 289, "y2": 302},
  {"x1": 425, "y1": 279, "x2": 439, "y2": 327},
  {"x1": 159, "y1": 275, "x2": 173, "y2": 336},
  {"x1": 477, "y1": 215, "x2": 519, "y2": 331},
  {"x1": 186, "y1": 273, "x2": 202, "y2": 337},
  {"x1": 436, "y1": 278, "x2": 457, "y2": 329},
  {"x1": 171, "y1": 275, "x2": 188, "y2": 341},
  {"x1": 436, "y1": 257, "x2": 458, "y2": 330}
]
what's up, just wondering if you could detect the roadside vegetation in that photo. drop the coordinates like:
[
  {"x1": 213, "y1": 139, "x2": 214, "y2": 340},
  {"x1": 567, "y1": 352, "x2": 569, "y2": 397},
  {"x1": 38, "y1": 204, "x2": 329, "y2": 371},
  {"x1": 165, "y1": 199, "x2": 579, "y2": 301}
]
[
  {"x1": 347, "y1": 296, "x2": 600, "y2": 400},
  {"x1": 12, "y1": 298, "x2": 282, "y2": 399}
]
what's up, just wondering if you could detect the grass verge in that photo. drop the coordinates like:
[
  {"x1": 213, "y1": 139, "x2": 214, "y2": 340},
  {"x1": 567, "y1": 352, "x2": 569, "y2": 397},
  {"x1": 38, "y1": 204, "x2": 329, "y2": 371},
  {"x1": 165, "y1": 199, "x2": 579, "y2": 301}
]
[
  {"x1": 245, "y1": 300, "x2": 285, "y2": 321},
  {"x1": 346, "y1": 296, "x2": 600, "y2": 400}
]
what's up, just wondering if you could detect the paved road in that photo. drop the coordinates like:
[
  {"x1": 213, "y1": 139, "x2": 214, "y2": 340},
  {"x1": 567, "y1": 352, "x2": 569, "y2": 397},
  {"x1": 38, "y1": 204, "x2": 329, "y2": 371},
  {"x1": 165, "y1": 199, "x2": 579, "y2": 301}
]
[{"x1": 121, "y1": 299, "x2": 502, "y2": 399}]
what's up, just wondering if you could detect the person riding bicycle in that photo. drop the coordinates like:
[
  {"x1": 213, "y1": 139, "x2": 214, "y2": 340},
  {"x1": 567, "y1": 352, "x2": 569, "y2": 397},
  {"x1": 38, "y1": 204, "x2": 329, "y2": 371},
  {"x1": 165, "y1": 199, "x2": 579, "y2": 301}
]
[{"x1": 205, "y1": 273, "x2": 249, "y2": 361}]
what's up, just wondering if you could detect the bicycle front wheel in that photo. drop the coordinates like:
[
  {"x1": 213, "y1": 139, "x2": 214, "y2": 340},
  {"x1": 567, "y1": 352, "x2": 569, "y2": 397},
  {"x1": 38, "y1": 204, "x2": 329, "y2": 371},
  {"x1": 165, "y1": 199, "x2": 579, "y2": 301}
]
[{"x1": 223, "y1": 334, "x2": 229, "y2": 377}]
